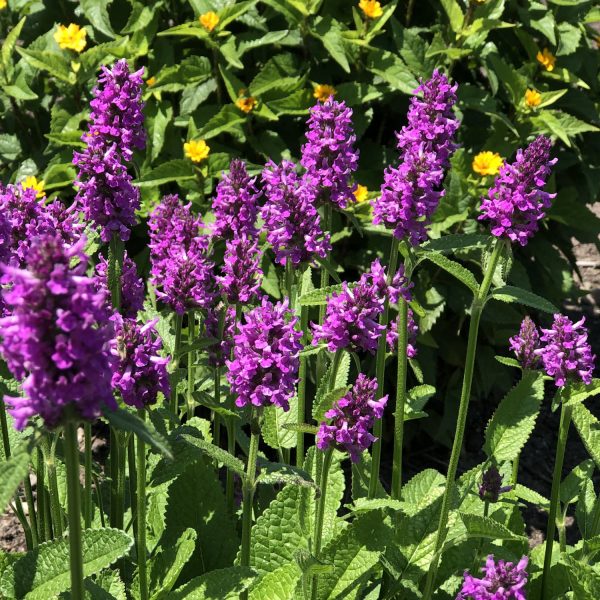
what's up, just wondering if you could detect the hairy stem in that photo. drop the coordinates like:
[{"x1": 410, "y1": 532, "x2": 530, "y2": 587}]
[
  {"x1": 169, "y1": 313, "x2": 183, "y2": 424},
  {"x1": 136, "y1": 411, "x2": 149, "y2": 600},
  {"x1": 296, "y1": 304, "x2": 309, "y2": 468},
  {"x1": 84, "y1": 423, "x2": 93, "y2": 529},
  {"x1": 316, "y1": 205, "x2": 333, "y2": 384},
  {"x1": 187, "y1": 310, "x2": 196, "y2": 420}
]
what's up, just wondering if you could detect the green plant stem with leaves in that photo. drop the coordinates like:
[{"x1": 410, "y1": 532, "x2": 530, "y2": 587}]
[
  {"x1": 187, "y1": 310, "x2": 196, "y2": 420},
  {"x1": 43, "y1": 434, "x2": 63, "y2": 538},
  {"x1": 23, "y1": 469, "x2": 38, "y2": 548},
  {"x1": 369, "y1": 237, "x2": 399, "y2": 498},
  {"x1": 297, "y1": 303, "x2": 309, "y2": 468},
  {"x1": 83, "y1": 423, "x2": 93, "y2": 528},
  {"x1": 137, "y1": 410, "x2": 149, "y2": 600},
  {"x1": 64, "y1": 420, "x2": 84, "y2": 600},
  {"x1": 542, "y1": 393, "x2": 572, "y2": 598},
  {"x1": 36, "y1": 448, "x2": 47, "y2": 542},
  {"x1": 170, "y1": 313, "x2": 183, "y2": 424},
  {"x1": 422, "y1": 238, "x2": 504, "y2": 600},
  {"x1": 316, "y1": 205, "x2": 333, "y2": 385},
  {"x1": 240, "y1": 408, "x2": 261, "y2": 600}
]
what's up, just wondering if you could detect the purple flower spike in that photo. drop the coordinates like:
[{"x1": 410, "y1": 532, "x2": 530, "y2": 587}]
[
  {"x1": 110, "y1": 315, "x2": 170, "y2": 409},
  {"x1": 479, "y1": 466, "x2": 513, "y2": 503},
  {"x1": 300, "y1": 98, "x2": 359, "y2": 208},
  {"x1": 212, "y1": 159, "x2": 262, "y2": 239},
  {"x1": 312, "y1": 259, "x2": 388, "y2": 354},
  {"x1": 261, "y1": 160, "x2": 331, "y2": 267},
  {"x1": 536, "y1": 314, "x2": 595, "y2": 387},
  {"x1": 217, "y1": 236, "x2": 262, "y2": 304},
  {"x1": 0, "y1": 234, "x2": 115, "y2": 430},
  {"x1": 73, "y1": 59, "x2": 145, "y2": 243},
  {"x1": 373, "y1": 70, "x2": 459, "y2": 245},
  {"x1": 457, "y1": 555, "x2": 528, "y2": 600},
  {"x1": 96, "y1": 252, "x2": 144, "y2": 318},
  {"x1": 387, "y1": 308, "x2": 419, "y2": 358},
  {"x1": 226, "y1": 298, "x2": 302, "y2": 411},
  {"x1": 509, "y1": 316, "x2": 540, "y2": 370},
  {"x1": 316, "y1": 374, "x2": 387, "y2": 462},
  {"x1": 479, "y1": 136, "x2": 556, "y2": 246},
  {"x1": 389, "y1": 264, "x2": 414, "y2": 305}
]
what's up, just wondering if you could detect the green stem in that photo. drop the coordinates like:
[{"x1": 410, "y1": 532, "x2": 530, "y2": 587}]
[
  {"x1": 187, "y1": 311, "x2": 196, "y2": 420},
  {"x1": 136, "y1": 411, "x2": 148, "y2": 600},
  {"x1": 214, "y1": 367, "x2": 221, "y2": 449},
  {"x1": 370, "y1": 237, "x2": 400, "y2": 499},
  {"x1": 240, "y1": 410, "x2": 261, "y2": 600},
  {"x1": 422, "y1": 239, "x2": 503, "y2": 600},
  {"x1": 0, "y1": 397, "x2": 11, "y2": 460},
  {"x1": 512, "y1": 455, "x2": 520, "y2": 486},
  {"x1": 311, "y1": 447, "x2": 334, "y2": 600},
  {"x1": 296, "y1": 304, "x2": 309, "y2": 468},
  {"x1": 116, "y1": 432, "x2": 126, "y2": 531},
  {"x1": 64, "y1": 421, "x2": 84, "y2": 600},
  {"x1": 316, "y1": 205, "x2": 333, "y2": 384},
  {"x1": 83, "y1": 423, "x2": 92, "y2": 528},
  {"x1": 23, "y1": 470, "x2": 38, "y2": 548},
  {"x1": 541, "y1": 400, "x2": 573, "y2": 598},
  {"x1": 45, "y1": 436, "x2": 63, "y2": 537},
  {"x1": 128, "y1": 436, "x2": 137, "y2": 541},
  {"x1": 36, "y1": 448, "x2": 47, "y2": 542},
  {"x1": 109, "y1": 428, "x2": 120, "y2": 528},
  {"x1": 226, "y1": 417, "x2": 235, "y2": 512},
  {"x1": 170, "y1": 313, "x2": 183, "y2": 424}
]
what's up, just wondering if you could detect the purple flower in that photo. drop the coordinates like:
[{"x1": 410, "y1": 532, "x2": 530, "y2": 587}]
[
  {"x1": 535, "y1": 314, "x2": 595, "y2": 387},
  {"x1": 316, "y1": 374, "x2": 387, "y2": 462},
  {"x1": 509, "y1": 316, "x2": 540, "y2": 370},
  {"x1": 0, "y1": 235, "x2": 114, "y2": 430},
  {"x1": 110, "y1": 315, "x2": 170, "y2": 409},
  {"x1": 389, "y1": 264, "x2": 414, "y2": 305},
  {"x1": 373, "y1": 70, "x2": 459, "y2": 245},
  {"x1": 312, "y1": 259, "x2": 388, "y2": 354},
  {"x1": 479, "y1": 467, "x2": 513, "y2": 503},
  {"x1": 73, "y1": 60, "x2": 145, "y2": 243},
  {"x1": 205, "y1": 304, "x2": 235, "y2": 368},
  {"x1": 300, "y1": 98, "x2": 359, "y2": 208},
  {"x1": 96, "y1": 252, "x2": 144, "y2": 318},
  {"x1": 261, "y1": 160, "x2": 331, "y2": 267},
  {"x1": 387, "y1": 308, "x2": 419, "y2": 358},
  {"x1": 216, "y1": 236, "x2": 262, "y2": 304},
  {"x1": 212, "y1": 159, "x2": 261, "y2": 239},
  {"x1": 478, "y1": 136, "x2": 556, "y2": 246},
  {"x1": 226, "y1": 298, "x2": 302, "y2": 411},
  {"x1": 457, "y1": 555, "x2": 528, "y2": 600}
]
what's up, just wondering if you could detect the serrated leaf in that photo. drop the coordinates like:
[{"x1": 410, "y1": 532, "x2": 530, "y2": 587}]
[
  {"x1": 249, "y1": 562, "x2": 301, "y2": 600},
  {"x1": 148, "y1": 56, "x2": 211, "y2": 93},
  {"x1": 563, "y1": 554, "x2": 600, "y2": 599},
  {"x1": 262, "y1": 399, "x2": 298, "y2": 450},
  {"x1": 80, "y1": 0, "x2": 116, "y2": 38},
  {"x1": 402, "y1": 469, "x2": 446, "y2": 516},
  {"x1": 312, "y1": 387, "x2": 349, "y2": 424},
  {"x1": 489, "y1": 285, "x2": 557, "y2": 313},
  {"x1": 170, "y1": 567, "x2": 256, "y2": 599},
  {"x1": 197, "y1": 105, "x2": 245, "y2": 140},
  {"x1": 365, "y1": 48, "x2": 418, "y2": 95},
  {"x1": 256, "y1": 461, "x2": 315, "y2": 489},
  {"x1": 298, "y1": 283, "x2": 351, "y2": 307},
  {"x1": 2, "y1": 17, "x2": 26, "y2": 78},
  {"x1": 572, "y1": 404, "x2": 600, "y2": 470},
  {"x1": 16, "y1": 48, "x2": 73, "y2": 83},
  {"x1": 420, "y1": 251, "x2": 479, "y2": 294},
  {"x1": 178, "y1": 434, "x2": 244, "y2": 475},
  {"x1": 136, "y1": 159, "x2": 195, "y2": 187},
  {"x1": 0, "y1": 528, "x2": 132, "y2": 599},
  {"x1": 459, "y1": 513, "x2": 525, "y2": 541},
  {"x1": 484, "y1": 371, "x2": 544, "y2": 462},
  {"x1": 217, "y1": 0, "x2": 258, "y2": 30},
  {"x1": 562, "y1": 379, "x2": 600, "y2": 408},
  {"x1": 495, "y1": 356, "x2": 521, "y2": 368},
  {"x1": 0, "y1": 440, "x2": 32, "y2": 513},
  {"x1": 514, "y1": 484, "x2": 550, "y2": 510},
  {"x1": 440, "y1": 0, "x2": 464, "y2": 32},
  {"x1": 312, "y1": 17, "x2": 350, "y2": 73},
  {"x1": 421, "y1": 234, "x2": 490, "y2": 254},
  {"x1": 249, "y1": 54, "x2": 300, "y2": 96}
]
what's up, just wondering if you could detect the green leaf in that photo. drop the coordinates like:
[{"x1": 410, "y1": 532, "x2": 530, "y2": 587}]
[
  {"x1": 562, "y1": 379, "x2": 600, "y2": 408},
  {"x1": 298, "y1": 283, "x2": 350, "y2": 307},
  {"x1": 0, "y1": 528, "x2": 133, "y2": 599},
  {"x1": 0, "y1": 441, "x2": 32, "y2": 513},
  {"x1": 249, "y1": 54, "x2": 301, "y2": 97},
  {"x1": 217, "y1": 0, "x2": 258, "y2": 30},
  {"x1": 256, "y1": 461, "x2": 315, "y2": 489},
  {"x1": 489, "y1": 285, "x2": 557, "y2": 313},
  {"x1": 420, "y1": 251, "x2": 479, "y2": 294},
  {"x1": 0, "y1": 133, "x2": 21, "y2": 161},
  {"x1": 136, "y1": 160, "x2": 196, "y2": 187},
  {"x1": 563, "y1": 554, "x2": 600, "y2": 599},
  {"x1": 261, "y1": 399, "x2": 298, "y2": 450},
  {"x1": 557, "y1": 22, "x2": 581, "y2": 56},
  {"x1": 80, "y1": 0, "x2": 116, "y2": 38},
  {"x1": 249, "y1": 562, "x2": 301, "y2": 600},
  {"x1": 514, "y1": 484, "x2": 550, "y2": 510},
  {"x1": 484, "y1": 371, "x2": 544, "y2": 462},
  {"x1": 312, "y1": 387, "x2": 349, "y2": 423},
  {"x1": 459, "y1": 513, "x2": 525, "y2": 541},
  {"x1": 421, "y1": 234, "x2": 490, "y2": 254},
  {"x1": 495, "y1": 356, "x2": 521, "y2": 369},
  {"x1": 440, "y1": 0, "x2": 464, "y2": 32},
  {"x1": 365, "y1": 48, "x2": 419, "y2": 95},
  {"x1": 16, "y1": 48, "x2": 74, "y2": 83},
  {"x1": 178, "y1": 434, "x2": 245, "y2": 475},
  {"x1": 148, "y1": 56, "x2": 211, "y2": 93},
  {"x1": 312, "y1": 17, "x2": 350, "y2": 73},
  {"x1": 103, "y1": 407, "x2": 173, "y2": 458},
  {"x1": 401, "y1": 469, "x2": 445, "y2": 516},
  {"x1": 405, "y1": 385, "x2": 436, "y2": 421},
  {"x1": 197, "y1": 105, "x2": 245, "y2": 140},
  {"x1": 572, "y1": 404, "x2": 600, "y2": 470},
  {"x1": 2, "y1": 17, "x2": 26, "y2": 79},
  {"x1": 170, "y1": 567, "x2": 256, "y2": 599}
]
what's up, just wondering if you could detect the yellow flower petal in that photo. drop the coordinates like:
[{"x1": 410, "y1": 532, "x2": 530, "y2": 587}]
[
  {"x1": 199, "y1": 11, "x2": 219, "y2": 32},
  {"x1": 184, "y1": 140, "x2": 210, "y2": 163},
  {"x1": 524, "y1": 89, "x2": 541, "y2": 108},
  {"x1": 0, "y1": 0, "x2": 8, "y2": 10},
  {"x1": 472, "y1": 151, "x2": 503, "y2": 177},
  {"x1": 358, "y1": 0, "x2": 383, "y2": 19},
  {"x1": 236, "y1": 96, "x2": 257, "y2": 114},
  {"x1": 536, "y1": 48, "x2": 556, "y2": 72},
  {"x1": 146, "y1": 76, "x2": 156, "y2": 87},
  {"x1": 313, "y1": 84, "x2": 337, "y2": 102},
  {"x1": 22, "y1": 175, "x2": 45, "y2": 199},
  {"x1": 353, "y1": 184, "x2": 369, "y2": 203},
  {"x1": 54, "y1": 24, "x2": 87, "y2": 53}
]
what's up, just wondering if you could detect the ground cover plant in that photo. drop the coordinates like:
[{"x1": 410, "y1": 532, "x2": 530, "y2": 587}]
[{"x1": 0, "y1": 0, "x2": 599, "y2": 598}]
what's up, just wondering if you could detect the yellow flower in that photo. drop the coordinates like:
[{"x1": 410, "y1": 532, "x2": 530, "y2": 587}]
[
  {"x1": 21, "y1": 175, "x2": 45, "y2": 199},
  {"x1": 0, "y1": 0, "x2": 7, "y2": 10},
  {"x1": 199, "y1": 11, "x2": 219, "y2": 32},
  {"x1": 525, "y1": 89, "x2": 541, "y2": 108},
  {"x1": 536, "y1": 48, "x2": 556, "y2": 72},
  {"x1": 236, "y1": 96, "x2": 257, "y2": 113},
  {"x1": 146, "y1": 76, "x2": 156, "y2": 87},
  {"x1": 54, "y1": 24, "x2": 87, "y2": 53},
  {"x1": 472, "y1": 151, "x2": 503, "y2": 177},
  {"x1": 70, "y1": 61, "x2": 81, "y2": 73},
  {"x1": 313, "y1": 84, "x2": 337, "y2": 102},
  {"x1": 353, "y1": 184, "x2": 369, "y2": 203},
  {"x1": 359, "y1": 0, "x2": 383, "y2": 19},
  {"x1": 184, "y1": 139, "x2": 210, "y2": 163}
]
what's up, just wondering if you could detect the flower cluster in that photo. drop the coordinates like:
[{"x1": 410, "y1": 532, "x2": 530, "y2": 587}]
[
  {"x1": 95, "y1": 252, "x2": 144, "y2": 318},
  {"x1": 261, "y1": 160, "x2": 331, "y2": 267},
  {"x1": 73, "y1": 60, "x2": 145, "y2": 242},
  {"x1": 457, "y1": 555, "x2": 528, "y2": 600},
  {"x1": 300, "y1": 98, "x2": 359, "y2": 208},
  {"x1": 0, "y1": 235, "x2": 114, "y2": 430},
  {"x1": 478, "y1": 136, "x2": 556, "y2": 246},
  {"x1": 373, "y1": 70, "x2": 459, "y2": 245},
  {"x1": 536, "y1": 314, "x2": 595, "y2": 387},
  {"x1": 110, "y1": 316, "x2": 170, "y2": 409},
  {"x1": 313, "y1": 260, "x2": 388, "y2": 354},
  {"x1": 212, "y1": 159, "x2": 262, "y2": 239},
  {"x1": 479, "y1": 467, "x2": 512, "y2": 503},
  {"x1": 226, "y1": 299, "x2": 302, "y2": 411},
  {"x1": 509, "y1": 316, "x2": 540, "y2": 370},
  {"x1": 316, "y1": 374, "x2": 387, "y2": 462},
  {"x1": 216, "y1": 237, "x2": 262, "y2": 304}
]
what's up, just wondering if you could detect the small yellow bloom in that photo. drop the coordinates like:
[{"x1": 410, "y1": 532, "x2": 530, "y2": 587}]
[
  {"x1": 536, "y1": 48, "x2": 556, "y2": 72},
  {"x1": 184, "y1": 139, "x2": 210, "y2": 163},
  {"x1": 313, "y1": 84, "x2": 337, "y2": 102},
  {"x1": 0, "y1": 0, "x2": 8, "y2": 10},
  {"x1": 54, "y1": 24, "x2": 87, "y2": 53},
  {"x1": 21, "y1": 175, "x2": 45, "y2": 199},
  {"x1": 70, "y1": 61, "x2": 81, "y2": 73},
  {"x1": 236, "y1": 96, "x2": 257, "y2": 114},
  {"x1": 525, "y1": 89, "x2": 542, "y2": 108},
  {"x1": 353, "y1": 184, "x2": 369, "y2": 203},
  {"x1": 472, "y1": 151, "x2": 503, "y2": 177},
  {"x1": 146, "y1": 76, "x2": 156, "y2": 87},
  {"x1": 199, "y1": 11, "x2": 219, "y2": 32},
  {"x1": 359, "y1": 0, "x2": 383, "y2": 19}
]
